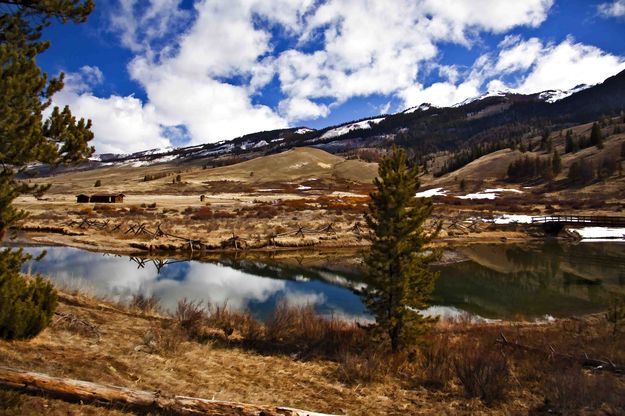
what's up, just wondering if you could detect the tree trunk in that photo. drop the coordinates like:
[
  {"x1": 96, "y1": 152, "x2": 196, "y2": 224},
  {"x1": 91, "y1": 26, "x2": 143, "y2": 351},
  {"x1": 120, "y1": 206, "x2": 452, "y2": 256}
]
[{"x1": 0, "y1": 366, "x2": 334, "y2": 416}]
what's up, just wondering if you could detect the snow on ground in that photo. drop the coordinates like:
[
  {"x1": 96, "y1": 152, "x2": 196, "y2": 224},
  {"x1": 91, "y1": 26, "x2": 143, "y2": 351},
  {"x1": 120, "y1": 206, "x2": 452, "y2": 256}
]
[
  {"x1": 128, "y1": 154, "x2": 178, "y2": 167},
  {"x1": 296, "y1": 185, "x2": 312, "y2": 190},
  {"x1": 457, "y1": 188, "x2": 523, "y2": 199},
  {"x1": 573, "y1": 227, "x2": 625, "y2": 240},
  {"x1": 489, "y1": 214, "x2": 533, "y2": 224},
  {"x1": 319, "y1": 117, "x2": 385, "y2": 139},
  {"x1": 331, "y1": 191, "x2": 366, "y2": 197},
  {"x1": 457, "y1": 191, "x2": 498, "y2": 200},
  {"x1": 483, "y1": 188, "x2": 523, "y2": 194},
  {"x1": 415, "y1": 187, "x2": 447, "y2": 198}
]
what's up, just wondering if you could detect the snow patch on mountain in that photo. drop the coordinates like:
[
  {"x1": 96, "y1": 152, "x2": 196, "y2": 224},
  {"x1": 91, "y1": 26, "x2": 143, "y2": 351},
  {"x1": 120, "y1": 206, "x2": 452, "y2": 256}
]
[
  {"x1": 294, "y1": 128, "x2": 314, "y2": 134},
  {"x1": 452, "y1": 91, "x2": 509, "y2": 108},
  {"x1": 402, "y1": 103, "x2": 433, "y2": 114},
  {"x1": 538, "y1": 84, "x2": 591, "y2": 103},
  {"x1": 320, "y1": 117, "x2": 385, "y2": 140}
]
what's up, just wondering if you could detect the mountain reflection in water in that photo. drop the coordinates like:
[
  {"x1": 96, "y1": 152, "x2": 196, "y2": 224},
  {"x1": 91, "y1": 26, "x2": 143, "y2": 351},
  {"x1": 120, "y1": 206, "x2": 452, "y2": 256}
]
[{"x1": 21, "y1": 242, "x2": 625, "y2": 321}]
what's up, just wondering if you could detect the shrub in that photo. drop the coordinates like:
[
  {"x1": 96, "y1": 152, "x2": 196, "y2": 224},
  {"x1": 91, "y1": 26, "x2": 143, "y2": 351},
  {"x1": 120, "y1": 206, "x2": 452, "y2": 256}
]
[
  {"x1": 0, "y1": 249, "x2": 57, "y2": 340},
  {"x1": 336, "y1": 349, "x2": 387, "y2": 384},
  {"x1": 129, "y1": 293, "x2": 161, "y2": 315},
  {"x1": 94, "y1": 179, "x2": 101, "y2": 187},
  {"x1": 453, "y1": 341, "x2": 509, "y2": 404},
  {"x1": 539, "y1": 364, "x2": 625, "y2": 414},
  {"x1": 419, "y1": 334, "x2": 452, "y2": 389},
  {"x1": 206, "y1": 302, "x2": 262, "y2": 340},
  {"x1": 0, "y1": 389, "x2": 22, "y2": 410},
  {"x1": 141, "y1": 323, "x2": 184, "y2": 355},
  {"x1": 174, "y1": 298, "x2": 206, "y2": 340}
]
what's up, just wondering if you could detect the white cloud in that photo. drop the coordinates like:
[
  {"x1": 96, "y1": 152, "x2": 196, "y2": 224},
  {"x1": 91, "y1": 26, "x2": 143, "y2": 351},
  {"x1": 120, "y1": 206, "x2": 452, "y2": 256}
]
[
  {"x1": 53, "y1": 67, "x2": 170, "y2": 154},
  {"x1": 109, "y1": 0, "x2": 192, "y2": 53},
  {"x1": 278, "y1": 97, "x2": 329, "y2": 121},
  {"x1": 400, "y1": 36, "x2": 625, "y2": 108},
  {"x1": 598, "y1": 0, "x2": 625, "y2": 18},
  {"x1": 273, "y1": 0, "x2": 554, "y2": 118},
  {"x1": 512, "y1": 37, "x2": 625, "y2": 93}
]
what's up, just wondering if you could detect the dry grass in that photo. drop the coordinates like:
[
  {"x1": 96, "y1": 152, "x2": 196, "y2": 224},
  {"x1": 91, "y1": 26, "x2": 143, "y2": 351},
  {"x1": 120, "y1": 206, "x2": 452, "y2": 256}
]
[{"x1": 2, "y1": 287, "x2": 625, "y2": 415}]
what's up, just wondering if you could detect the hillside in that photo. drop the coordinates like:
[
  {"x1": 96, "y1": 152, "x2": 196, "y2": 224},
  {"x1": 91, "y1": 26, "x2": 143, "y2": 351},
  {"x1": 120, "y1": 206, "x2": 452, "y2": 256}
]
[{"x1": 26, "y1": 147, "x2": 378, "y2": 195}]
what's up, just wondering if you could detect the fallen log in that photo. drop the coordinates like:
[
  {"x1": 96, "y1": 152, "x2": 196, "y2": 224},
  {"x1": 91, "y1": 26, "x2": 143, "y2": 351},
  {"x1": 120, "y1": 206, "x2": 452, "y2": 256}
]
[{"x1": 0, "y1": 366, "x2": 337, "y2": 416}]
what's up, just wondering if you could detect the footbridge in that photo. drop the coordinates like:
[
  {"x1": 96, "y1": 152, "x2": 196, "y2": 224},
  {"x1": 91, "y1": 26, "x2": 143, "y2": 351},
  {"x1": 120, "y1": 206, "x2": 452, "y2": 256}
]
[{"x1": 531, "y1": 215, "x2": 625, "y2": 235}]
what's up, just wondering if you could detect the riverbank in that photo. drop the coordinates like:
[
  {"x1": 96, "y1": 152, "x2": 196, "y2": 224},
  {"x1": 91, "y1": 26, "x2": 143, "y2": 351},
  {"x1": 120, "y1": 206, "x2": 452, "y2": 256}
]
[{"x1": 1, "y1": 285, "x2": 624, "y2": 415}]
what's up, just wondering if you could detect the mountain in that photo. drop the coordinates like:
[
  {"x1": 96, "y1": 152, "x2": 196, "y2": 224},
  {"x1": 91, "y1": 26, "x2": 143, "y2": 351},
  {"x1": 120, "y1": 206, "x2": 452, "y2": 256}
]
[{"x1": 24, "y1": 69, "x2": 625, "y2": 178}]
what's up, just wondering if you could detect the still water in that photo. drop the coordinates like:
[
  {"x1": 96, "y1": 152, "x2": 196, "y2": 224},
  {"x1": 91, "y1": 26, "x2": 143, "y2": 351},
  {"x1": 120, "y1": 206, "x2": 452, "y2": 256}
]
[{"x1": 20, "y1": 242, "x2": 625, "y2": 322}]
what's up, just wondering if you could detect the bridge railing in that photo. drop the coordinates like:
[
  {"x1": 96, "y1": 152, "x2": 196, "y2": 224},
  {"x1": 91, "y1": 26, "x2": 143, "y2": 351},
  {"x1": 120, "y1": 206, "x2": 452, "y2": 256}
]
[{"x1": 531, "y1": 215, "x2": 625, "y2": 227}]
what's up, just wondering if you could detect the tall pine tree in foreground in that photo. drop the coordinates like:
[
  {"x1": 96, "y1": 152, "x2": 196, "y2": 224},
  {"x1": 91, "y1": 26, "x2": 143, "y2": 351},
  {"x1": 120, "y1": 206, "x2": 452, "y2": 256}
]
[
  {"x1": 364, "y1": 146, "x2": 440, "y2": 352},
  {"x1": 0, "y1": 0, "x2": 94, "y2": 340}
]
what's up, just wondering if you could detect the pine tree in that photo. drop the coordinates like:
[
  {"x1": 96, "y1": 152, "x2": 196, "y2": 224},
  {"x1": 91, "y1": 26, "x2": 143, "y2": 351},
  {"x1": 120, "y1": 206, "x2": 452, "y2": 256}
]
[
  {"x1": 0, "y1": 0, "x2": 94, "y2": 340},
  {"x1": 552, "y1": 150, "x2": 562, "y2": 176},
  {"x1": 364, "y1": 146, "x2": 440, "y2": 352},
  {"x1": 590, "y1": 122, "x2": 603, "y2": 149},
  {"x1": 565, "y1": 130, "x2": 575, "y2": 153}
]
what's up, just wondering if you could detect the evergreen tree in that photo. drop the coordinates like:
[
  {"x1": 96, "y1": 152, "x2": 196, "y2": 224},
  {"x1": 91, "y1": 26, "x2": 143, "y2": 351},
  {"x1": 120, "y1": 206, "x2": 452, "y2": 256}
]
[
  {"x1": 590, "y1": 122, "x2": 603, "y2": 149},
  {"x1": 551, "y1": 150, "x2": 562, "y2": 176},
  {"x1": 565, "y1": 130, "x2": 575, "y2": 153},
  {"x1": 364, "y1": 146, "x2": 440, "y2": 352},
  {"x1": 0, "y1": 0, "x2": 94, "y2": 340}
]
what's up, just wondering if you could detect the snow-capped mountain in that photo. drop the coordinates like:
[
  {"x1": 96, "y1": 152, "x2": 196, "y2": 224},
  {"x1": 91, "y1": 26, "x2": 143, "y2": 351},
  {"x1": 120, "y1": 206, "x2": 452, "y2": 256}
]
[{"x1": 23, "y1": 68, "x2": 625, "y2": 177}]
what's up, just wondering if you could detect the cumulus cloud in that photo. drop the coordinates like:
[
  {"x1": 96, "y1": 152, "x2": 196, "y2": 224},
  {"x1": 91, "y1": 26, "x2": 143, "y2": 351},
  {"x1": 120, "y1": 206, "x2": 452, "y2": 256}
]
[
  {"x1": 52, "y1": 66, "x2": 170, "y2": 154},
  {"x1": 598, "y1": 0, "x2": 625, "y2": 18},
  {"x1": 276, "y1": 0, "x2": 554, "y2": 118},
  {"x1": 511, "y1": 37, "x2": 625, "y2": 93},
  {"x1": 109, "y1": 0, "x2": 192, "y2": 53}
]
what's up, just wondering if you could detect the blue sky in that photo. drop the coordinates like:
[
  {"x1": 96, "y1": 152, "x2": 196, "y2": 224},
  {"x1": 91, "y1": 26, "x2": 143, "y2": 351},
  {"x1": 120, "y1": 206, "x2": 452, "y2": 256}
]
[{"x1": 39, "y1": 0, "x2": 625, "y2": 154}]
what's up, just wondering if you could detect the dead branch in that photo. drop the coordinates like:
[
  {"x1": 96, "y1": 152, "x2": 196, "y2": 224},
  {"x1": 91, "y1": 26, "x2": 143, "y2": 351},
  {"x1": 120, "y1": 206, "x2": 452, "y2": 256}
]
[{"x1": 53, "y1": 312, "x2": 101, "y2": 340}]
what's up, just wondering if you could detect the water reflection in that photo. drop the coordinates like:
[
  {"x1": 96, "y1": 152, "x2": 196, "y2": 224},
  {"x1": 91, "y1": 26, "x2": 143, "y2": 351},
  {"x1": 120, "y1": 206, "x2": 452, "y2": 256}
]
[
  {"x1": 432, "y1": 242, "x2": 625, "y2": 319},
  {"x1": 21, "y1": 242, "x2": 625, "y2": 321},
  {"x1": 22, "y1": 246, "x2": 371, "y2": 322}
]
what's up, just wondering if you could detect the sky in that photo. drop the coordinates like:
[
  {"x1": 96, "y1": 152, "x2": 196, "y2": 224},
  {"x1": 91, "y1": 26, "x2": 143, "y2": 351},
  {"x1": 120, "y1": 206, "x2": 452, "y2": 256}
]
[{"x1": 38, "y1": 0, "x2": 625, "y2": 154}]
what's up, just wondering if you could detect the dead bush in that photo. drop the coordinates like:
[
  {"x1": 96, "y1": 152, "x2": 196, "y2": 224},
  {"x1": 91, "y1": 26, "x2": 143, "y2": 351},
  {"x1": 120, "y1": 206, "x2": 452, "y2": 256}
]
[
  {"x1": 453, "y1": 341, "x2": 509, "y2": 404},
  {"x1": 261, "y1": 302, "x2": 366, "y2": 357},
  {"x1": 335, "y1": 349, "x2": 387, "y2": 384},
  {"x1": 0, "y1": 389, "x2": 22, "y2": 410},
  {"x1": 419, "y1": 334, "x2": 452, "y2": 389},
  {"x1": 206, "y1": 302, "x2": 262, "y2": 340},
  {"x1": 174, "y1": 298, "x2": 207, "y2": 341},
  {"x1": 538, "y1": 364, "x2": 625, "y2": 414},
  {"x1": 93, "y1": 204, "x2": 114, "y2": 212},
  {"x1": 128, "y1": 205, "x2": 145, "y2": 215},
  {"x1": 141, "y1": 323, "x2": 184, "y2": 355},
  {"x1": 129, "y1": 293, "x2": 161, "y2": 315}
]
